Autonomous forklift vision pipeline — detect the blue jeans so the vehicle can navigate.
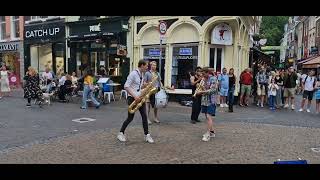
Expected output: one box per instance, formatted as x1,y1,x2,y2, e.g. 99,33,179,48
276,88,282,106
269,95,276,109
46,83,53,93
228,87,235,106
81,85,100,108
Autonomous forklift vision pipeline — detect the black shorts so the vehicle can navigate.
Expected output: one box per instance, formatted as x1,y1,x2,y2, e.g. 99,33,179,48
149,94,156,108
303,90,314,101
149,88,160,108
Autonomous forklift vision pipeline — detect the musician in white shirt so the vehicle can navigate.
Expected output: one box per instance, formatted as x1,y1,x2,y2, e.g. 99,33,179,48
117,60,155,144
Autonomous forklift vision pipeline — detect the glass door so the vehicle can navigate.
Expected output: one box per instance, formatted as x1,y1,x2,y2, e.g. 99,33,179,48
209,47,224,73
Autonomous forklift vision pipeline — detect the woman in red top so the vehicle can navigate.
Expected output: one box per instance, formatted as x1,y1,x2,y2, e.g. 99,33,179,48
239,68,253,107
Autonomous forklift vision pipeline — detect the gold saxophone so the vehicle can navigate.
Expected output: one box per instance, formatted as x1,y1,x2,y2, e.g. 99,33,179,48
128,74,158,114
193,79,205,98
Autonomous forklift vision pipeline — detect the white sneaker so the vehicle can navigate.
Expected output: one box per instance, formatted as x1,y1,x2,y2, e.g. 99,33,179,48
202,132,211,142
261,104,264,108
224,104,229,108
148,119,152,125
117,132,127,142
220,104,224,108
145,134,154,143
298,108,304,112
284,104,289,108
306,109,311,113
291,105,295,110
153,118,160,123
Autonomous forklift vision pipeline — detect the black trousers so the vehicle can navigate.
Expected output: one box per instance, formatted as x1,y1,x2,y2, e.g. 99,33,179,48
191,96,202,121
120,96,149,135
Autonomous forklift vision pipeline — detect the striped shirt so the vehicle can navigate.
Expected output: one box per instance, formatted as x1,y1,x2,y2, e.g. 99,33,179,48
201,75,218,106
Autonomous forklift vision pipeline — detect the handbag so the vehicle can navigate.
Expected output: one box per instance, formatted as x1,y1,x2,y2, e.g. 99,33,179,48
155,88,168,108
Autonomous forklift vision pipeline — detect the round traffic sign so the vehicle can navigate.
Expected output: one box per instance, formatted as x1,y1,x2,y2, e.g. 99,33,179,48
10,76,17,82
159,21,167,35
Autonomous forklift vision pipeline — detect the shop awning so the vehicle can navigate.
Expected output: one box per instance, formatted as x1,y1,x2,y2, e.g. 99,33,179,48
302,56,320,69
298,56,318,64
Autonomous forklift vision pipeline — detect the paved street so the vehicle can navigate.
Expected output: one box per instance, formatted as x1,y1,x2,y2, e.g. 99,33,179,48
0,89,319,163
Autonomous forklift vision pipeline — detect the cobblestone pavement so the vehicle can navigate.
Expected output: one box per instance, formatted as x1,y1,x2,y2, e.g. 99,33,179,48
0,122,319,164
0,89,319,163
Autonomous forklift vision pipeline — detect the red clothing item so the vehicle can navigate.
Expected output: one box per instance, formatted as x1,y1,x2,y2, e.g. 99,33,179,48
241,72,253,85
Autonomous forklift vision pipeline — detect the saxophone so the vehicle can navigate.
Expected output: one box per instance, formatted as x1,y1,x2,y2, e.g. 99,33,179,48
193,79,205,98
128,74,158,114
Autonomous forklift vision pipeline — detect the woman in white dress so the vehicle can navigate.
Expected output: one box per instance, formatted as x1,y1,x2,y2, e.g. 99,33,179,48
0,66,11,98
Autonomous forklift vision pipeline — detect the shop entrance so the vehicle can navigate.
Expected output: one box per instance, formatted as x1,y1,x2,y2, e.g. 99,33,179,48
209,46,224,73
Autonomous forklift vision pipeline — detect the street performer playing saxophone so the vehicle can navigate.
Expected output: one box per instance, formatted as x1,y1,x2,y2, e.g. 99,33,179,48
117,60,155,143
195,67,218,142
190,67,203,124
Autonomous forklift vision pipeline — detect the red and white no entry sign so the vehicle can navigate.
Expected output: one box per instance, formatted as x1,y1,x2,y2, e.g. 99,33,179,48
159,21,167,35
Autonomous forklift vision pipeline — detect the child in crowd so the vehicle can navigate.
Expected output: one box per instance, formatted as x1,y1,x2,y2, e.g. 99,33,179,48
315,76,320,114
268,78,279,111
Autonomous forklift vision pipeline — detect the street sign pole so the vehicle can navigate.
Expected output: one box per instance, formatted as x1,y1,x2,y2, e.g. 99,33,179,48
158,21,167,80
159,37,162,77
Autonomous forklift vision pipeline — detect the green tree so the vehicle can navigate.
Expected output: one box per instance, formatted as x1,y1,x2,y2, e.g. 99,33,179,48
260,16,290,46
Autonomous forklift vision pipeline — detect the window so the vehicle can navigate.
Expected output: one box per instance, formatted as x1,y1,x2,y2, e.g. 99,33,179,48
24,16,31,22
11,16,19,39
31,16,39,20
171,46,198,89
143,47,166,82
0,16,6,40
30,44,53,74
26,16,53,22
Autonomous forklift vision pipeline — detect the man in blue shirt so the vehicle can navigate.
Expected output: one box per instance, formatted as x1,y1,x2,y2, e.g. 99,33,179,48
218,68,229,108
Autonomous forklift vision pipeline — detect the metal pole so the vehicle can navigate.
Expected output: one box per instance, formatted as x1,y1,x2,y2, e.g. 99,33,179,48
159,38,162,77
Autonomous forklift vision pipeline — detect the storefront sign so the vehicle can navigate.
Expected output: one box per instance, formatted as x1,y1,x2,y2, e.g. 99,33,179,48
0,42,19,52
211,23,232,45
68,18,129,38
24,21,65,43
25,28,60,38
89,23,101,32
179,48,192,56
261,46,283,51
174,56,198,60
149,49,161,56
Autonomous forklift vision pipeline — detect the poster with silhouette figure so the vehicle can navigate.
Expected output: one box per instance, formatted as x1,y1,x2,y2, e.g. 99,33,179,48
212,23,232,45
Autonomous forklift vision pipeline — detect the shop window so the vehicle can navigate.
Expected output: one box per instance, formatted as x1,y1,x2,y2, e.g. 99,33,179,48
0,16,6,40
108,55,123,77
143,47,165,82
171,46,198,89
30,44,53,74
24,16,31,22
54,43,65,77
11,16,20,39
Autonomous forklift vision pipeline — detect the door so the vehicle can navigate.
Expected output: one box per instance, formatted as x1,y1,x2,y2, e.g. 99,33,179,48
209,47,224,73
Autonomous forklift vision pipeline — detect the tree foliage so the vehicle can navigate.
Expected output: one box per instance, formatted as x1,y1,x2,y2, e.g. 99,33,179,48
260,16,290,46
